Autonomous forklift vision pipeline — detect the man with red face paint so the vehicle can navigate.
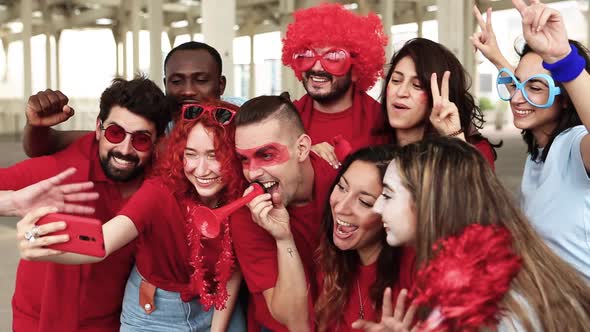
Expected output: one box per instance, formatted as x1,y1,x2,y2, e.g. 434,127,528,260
282,3,389,168
232,93,338,332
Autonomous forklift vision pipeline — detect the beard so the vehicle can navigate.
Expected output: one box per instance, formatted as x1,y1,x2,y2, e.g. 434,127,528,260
99,150,143,182
302,70,352,104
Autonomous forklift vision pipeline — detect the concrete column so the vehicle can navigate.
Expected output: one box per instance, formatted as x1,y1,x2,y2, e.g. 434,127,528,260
122,29,128,79
279,0,304,98
112,29,121,77
437,0,476,88
55,30,61,89
148,0,164,88
415,0,423,38
379,0,394,61
187,13,198,41
358,0,371,15
21,0,33,99
1,38,8,82
131,0,141,75
249,34,255,98
202,0,235,96
45,32,52,88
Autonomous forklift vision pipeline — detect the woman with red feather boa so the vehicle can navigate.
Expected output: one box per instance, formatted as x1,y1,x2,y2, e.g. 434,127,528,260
22,100,248,331
354,137,590,332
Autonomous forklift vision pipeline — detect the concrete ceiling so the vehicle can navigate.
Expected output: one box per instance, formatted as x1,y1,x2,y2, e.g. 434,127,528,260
0,0,569,43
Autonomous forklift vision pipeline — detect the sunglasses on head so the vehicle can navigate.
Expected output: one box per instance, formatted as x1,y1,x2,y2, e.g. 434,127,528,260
181,103,236,125
99,121,153,152
292,48,353,76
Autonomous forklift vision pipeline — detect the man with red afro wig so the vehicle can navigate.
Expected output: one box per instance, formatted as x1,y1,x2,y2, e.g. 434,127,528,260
282,3,389,168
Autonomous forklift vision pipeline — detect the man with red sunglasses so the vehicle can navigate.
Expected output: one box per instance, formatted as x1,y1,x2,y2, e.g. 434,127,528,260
21,41,242,157
0,77,172,332
282,3,390,167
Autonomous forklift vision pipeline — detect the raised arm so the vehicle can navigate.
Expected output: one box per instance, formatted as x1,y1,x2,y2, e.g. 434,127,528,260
16,207,138,264
512,0,590,171
470,6,513,71
245,188,311,331
23,90,89,157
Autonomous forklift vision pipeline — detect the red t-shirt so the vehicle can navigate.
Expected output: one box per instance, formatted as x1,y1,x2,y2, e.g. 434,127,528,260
118,177,240,293
316,246,417,331
331,263,379,331
472,138,496,171
0,133,136,332
294,86,388,153
232,154,337,331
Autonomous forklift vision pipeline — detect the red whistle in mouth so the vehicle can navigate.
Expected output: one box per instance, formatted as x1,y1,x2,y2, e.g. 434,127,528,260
191,182,266,238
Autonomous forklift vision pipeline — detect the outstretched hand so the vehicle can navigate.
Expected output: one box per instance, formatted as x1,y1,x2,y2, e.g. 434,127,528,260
512,0,570,63
429,72,464,140
351,288,419,332
9,168,98,217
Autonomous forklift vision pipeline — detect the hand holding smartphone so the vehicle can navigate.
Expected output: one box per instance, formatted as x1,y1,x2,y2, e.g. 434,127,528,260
36,213,106,257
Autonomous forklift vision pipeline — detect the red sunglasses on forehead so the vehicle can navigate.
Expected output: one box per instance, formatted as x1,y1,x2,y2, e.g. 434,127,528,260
99,121,153,152
291,48,353,76
181,103,236,125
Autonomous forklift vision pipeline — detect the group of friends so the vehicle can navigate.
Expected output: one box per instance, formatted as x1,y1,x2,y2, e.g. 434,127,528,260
1,0,589,331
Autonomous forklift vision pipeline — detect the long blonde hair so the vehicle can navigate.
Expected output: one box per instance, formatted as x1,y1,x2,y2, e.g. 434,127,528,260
393,137,590,331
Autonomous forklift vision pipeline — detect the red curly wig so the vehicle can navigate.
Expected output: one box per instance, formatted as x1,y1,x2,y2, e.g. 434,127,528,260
281,3,388,92
153,100,246,204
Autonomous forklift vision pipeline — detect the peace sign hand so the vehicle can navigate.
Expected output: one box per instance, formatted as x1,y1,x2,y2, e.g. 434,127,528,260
429,72,464,140
470,6,508,69
512,0,570,63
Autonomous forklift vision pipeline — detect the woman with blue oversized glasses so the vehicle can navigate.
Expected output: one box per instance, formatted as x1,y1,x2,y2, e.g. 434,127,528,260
471,0,590,289
496,68,561,108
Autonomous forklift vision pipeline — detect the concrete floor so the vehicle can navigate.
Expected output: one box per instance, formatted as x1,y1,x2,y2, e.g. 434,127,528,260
0,126,527,331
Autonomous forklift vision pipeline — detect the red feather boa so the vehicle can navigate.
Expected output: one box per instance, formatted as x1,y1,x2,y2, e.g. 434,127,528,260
180,200,235,311
411,224,522,331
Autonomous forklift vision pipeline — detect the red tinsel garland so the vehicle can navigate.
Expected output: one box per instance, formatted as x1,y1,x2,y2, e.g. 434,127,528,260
411,224,522,332
180,200,235,311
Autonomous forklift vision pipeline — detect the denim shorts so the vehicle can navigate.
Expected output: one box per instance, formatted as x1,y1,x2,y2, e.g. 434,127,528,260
120,266,246,331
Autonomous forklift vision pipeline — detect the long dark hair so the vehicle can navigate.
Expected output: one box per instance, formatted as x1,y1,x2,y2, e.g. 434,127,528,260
314,145,401,331
380,38,498,157
517,40,589,162
393,137,590,331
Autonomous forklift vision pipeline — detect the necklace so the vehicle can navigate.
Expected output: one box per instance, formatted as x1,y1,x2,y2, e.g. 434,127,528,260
356,280,366,320
180,198,235,310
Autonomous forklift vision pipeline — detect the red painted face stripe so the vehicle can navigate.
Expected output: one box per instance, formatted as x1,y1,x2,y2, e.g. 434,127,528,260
236,142,290,170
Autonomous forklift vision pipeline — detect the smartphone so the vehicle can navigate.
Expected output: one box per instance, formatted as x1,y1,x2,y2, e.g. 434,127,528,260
36,213,106,258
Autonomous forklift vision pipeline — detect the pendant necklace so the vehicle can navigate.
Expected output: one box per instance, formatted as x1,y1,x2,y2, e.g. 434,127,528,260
356,280,366,320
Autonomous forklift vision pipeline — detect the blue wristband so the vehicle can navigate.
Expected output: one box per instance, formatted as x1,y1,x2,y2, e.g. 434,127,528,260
542,44,586,83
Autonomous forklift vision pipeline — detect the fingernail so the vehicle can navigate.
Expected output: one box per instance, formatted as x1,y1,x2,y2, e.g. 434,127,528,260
58,222,67,229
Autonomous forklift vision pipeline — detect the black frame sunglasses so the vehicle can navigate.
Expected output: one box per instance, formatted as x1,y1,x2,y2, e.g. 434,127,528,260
181,103,236,125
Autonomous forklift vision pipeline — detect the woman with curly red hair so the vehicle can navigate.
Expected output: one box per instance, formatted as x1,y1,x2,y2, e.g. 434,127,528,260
26,100,248,331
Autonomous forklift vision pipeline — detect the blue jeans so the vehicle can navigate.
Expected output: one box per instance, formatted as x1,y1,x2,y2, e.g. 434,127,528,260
120,266,246,331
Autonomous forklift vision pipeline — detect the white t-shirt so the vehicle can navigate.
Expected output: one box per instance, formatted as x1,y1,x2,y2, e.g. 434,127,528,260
521,125,590,282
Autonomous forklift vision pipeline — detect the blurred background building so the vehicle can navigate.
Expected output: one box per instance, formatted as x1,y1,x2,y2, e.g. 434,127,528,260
0,0,587,134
